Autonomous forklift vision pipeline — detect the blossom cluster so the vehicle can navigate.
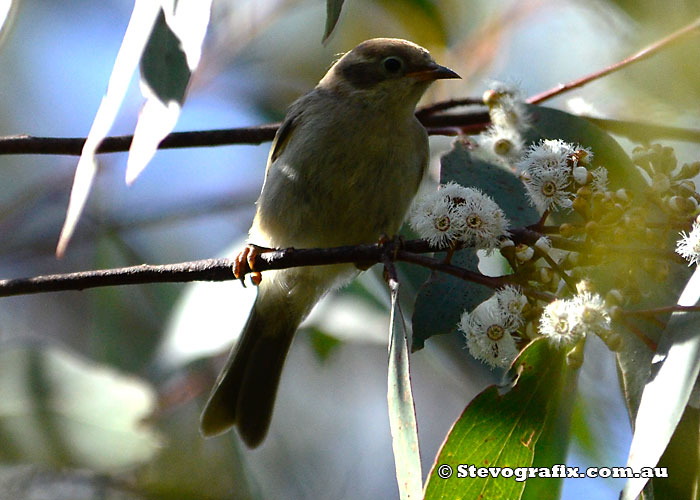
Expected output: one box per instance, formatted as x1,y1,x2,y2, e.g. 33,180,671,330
409,182,510,251
415,82,700,372
458,286,526,369
517,139,608,214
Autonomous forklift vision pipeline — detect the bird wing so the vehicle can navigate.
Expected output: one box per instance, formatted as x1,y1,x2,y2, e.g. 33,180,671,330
268,111,300,165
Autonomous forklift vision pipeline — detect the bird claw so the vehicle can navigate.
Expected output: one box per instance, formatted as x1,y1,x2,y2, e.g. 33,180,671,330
233,244,265,287
381,234,404,261
355,234,403,271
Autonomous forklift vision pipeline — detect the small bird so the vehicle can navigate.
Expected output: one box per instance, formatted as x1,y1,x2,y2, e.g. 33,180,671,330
200,38,459,447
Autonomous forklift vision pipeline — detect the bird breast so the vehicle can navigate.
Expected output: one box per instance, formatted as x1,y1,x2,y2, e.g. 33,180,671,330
251,92,428,250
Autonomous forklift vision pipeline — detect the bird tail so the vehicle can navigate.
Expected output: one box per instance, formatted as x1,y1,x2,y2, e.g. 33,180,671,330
199,294,298,447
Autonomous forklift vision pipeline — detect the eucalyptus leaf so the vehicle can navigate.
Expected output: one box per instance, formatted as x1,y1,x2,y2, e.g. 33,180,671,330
0,465,142,500
0,0,18,48
423,339,569,500
387,279,422,500
655,406,700,500
622,268,700,500
0,345,160,471
522,105,646,192
127,0,213,184
322,0,345,43
57,0,161,257
521,351,579,500
411,250,490,352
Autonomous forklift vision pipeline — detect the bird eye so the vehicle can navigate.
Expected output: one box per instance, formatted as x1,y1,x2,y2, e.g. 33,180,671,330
382,56,403,73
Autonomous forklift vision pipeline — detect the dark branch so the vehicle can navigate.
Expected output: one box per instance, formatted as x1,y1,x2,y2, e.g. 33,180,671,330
0,125,279,156
415,97,485,119
0,239,437,298
584,117,700,143
0,109,490,157
528,17,700,104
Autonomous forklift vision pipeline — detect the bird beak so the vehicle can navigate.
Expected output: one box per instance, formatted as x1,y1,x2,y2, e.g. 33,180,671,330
407,62,461,81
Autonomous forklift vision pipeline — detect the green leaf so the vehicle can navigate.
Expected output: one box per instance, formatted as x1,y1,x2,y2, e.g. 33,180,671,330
0,465,143,500
139,9,190,105
655,405,700,500
322,0,345,43
411,250,490,352
424,339,570,500
0,0,19,48
440,140,540,229
523,105,647,193
521,350,579,500
0,345,160,471
622,268,700,500
387,279,422,500
306,328,342,362
57,0,161,257
127,0,213,184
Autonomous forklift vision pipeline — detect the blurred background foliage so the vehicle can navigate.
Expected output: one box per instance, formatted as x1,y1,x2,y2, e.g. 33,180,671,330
0,0,698,498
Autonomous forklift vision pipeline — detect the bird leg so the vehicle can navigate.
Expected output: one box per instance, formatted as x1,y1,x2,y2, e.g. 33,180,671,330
357,233,404,271
233,244,266,287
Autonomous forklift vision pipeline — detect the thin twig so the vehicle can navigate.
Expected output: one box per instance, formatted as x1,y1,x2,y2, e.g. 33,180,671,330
512,227,683,262
0,126,279,156
528,17,700,104
415,97,485,118
0,237,559,300
0,239,432,298
537,249,577,292
0,110,491,157
623,305,700,317
619,316,658,351
585,117,700,143
395,250,556,302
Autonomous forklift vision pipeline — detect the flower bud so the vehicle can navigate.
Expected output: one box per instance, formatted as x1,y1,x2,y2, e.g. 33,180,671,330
584,220,600,238
566,341,585,369
604,333,622,351
677,162,700,180
572,196,591,219
573,166,591,185
605,289,624,306
538,266,554,283
614,189,630,204
651,173,671,194
482,89,498,106
515,244,534,262
677,180,696,198
559,223,578,238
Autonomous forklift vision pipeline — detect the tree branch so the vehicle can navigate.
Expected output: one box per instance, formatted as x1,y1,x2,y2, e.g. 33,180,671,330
584,117,700,143
0,239,436,298
528,16,700,104
2,19,698,158
0,110,490,157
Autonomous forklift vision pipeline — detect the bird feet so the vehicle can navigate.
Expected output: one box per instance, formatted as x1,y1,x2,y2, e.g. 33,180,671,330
355,234,403,271
233,244,267,286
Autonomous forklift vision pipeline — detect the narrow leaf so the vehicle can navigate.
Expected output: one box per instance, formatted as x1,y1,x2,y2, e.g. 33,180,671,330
656,406,700,499
387,279,422,500
0,0,18,47
622,268,700,500
126,0,212,184
56,0,161,257
424,339,568,500
521,353,579,500
0,345,160,471
322,0,345,43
